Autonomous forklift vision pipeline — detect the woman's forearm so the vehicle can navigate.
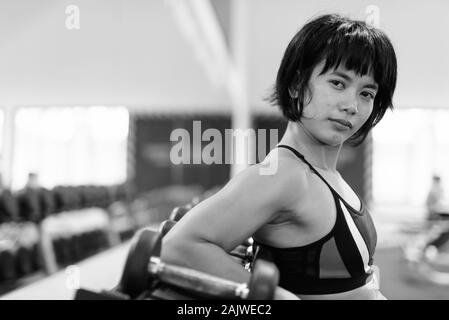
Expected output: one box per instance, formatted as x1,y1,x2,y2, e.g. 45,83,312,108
162,237,300,300
161,237,251,284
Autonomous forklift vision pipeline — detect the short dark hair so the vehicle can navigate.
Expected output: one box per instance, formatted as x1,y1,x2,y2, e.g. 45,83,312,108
268,14,397,145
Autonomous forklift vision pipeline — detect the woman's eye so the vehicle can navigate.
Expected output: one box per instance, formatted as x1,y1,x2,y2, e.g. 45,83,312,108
361,91,375,100
330,80,344,89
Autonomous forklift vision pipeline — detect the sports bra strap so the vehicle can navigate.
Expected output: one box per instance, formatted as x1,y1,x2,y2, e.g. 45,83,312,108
276,144,337,191
276,144,364,214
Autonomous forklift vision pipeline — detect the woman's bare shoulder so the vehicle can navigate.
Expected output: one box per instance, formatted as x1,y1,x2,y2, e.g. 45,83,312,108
260,146,310,178
241,147,310,205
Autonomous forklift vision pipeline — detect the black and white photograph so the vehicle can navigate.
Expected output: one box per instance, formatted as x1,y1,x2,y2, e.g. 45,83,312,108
0,0,449,303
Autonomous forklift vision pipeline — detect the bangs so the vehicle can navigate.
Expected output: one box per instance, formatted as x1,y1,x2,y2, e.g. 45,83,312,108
319,24,381,83
268,13,397,145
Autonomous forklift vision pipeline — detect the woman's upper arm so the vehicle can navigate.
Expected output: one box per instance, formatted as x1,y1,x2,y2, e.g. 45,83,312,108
164,158,306,252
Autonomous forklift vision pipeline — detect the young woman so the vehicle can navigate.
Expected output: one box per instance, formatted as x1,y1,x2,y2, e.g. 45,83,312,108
162,13,397,300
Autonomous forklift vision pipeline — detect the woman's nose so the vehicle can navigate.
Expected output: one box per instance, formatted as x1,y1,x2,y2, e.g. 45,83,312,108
340,93,358,114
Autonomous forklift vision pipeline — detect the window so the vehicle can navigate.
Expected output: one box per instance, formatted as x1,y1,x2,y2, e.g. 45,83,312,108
12,106,129,190
372,108,449,219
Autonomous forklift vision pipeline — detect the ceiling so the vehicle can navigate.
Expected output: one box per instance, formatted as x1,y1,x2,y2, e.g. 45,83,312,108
0,0,448,112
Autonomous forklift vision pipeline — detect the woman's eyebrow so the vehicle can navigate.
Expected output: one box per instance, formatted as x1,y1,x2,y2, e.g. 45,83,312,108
330,71,378,90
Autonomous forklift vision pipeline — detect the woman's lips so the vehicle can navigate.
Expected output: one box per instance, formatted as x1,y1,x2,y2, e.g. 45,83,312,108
330,119,353,129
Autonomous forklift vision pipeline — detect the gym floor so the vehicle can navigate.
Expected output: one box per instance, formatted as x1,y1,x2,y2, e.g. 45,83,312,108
376,247,449,300
1,224,448,300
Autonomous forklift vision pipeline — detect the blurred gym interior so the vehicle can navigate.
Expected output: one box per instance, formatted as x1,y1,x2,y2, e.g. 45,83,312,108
0,0,449,300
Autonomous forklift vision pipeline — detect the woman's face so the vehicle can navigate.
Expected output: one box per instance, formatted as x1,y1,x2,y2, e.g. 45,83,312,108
299,60,378,146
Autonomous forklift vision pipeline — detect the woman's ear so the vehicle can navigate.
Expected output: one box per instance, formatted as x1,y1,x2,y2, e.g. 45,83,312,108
288,74,300,99
288,87,299,99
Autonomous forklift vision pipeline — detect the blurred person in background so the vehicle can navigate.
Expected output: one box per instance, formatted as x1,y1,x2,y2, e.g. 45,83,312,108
25,173,40,190
426,175,449,221
0,173,18,223
17,172,42,222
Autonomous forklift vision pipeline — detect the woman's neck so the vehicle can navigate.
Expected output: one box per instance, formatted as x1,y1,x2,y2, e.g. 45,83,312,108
279,121,342,172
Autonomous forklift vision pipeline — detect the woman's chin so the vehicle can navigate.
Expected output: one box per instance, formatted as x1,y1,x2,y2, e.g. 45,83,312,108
318,134,346,147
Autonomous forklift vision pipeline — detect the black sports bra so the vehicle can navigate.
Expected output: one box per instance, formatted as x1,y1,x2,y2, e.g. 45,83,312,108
252,145,377,295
